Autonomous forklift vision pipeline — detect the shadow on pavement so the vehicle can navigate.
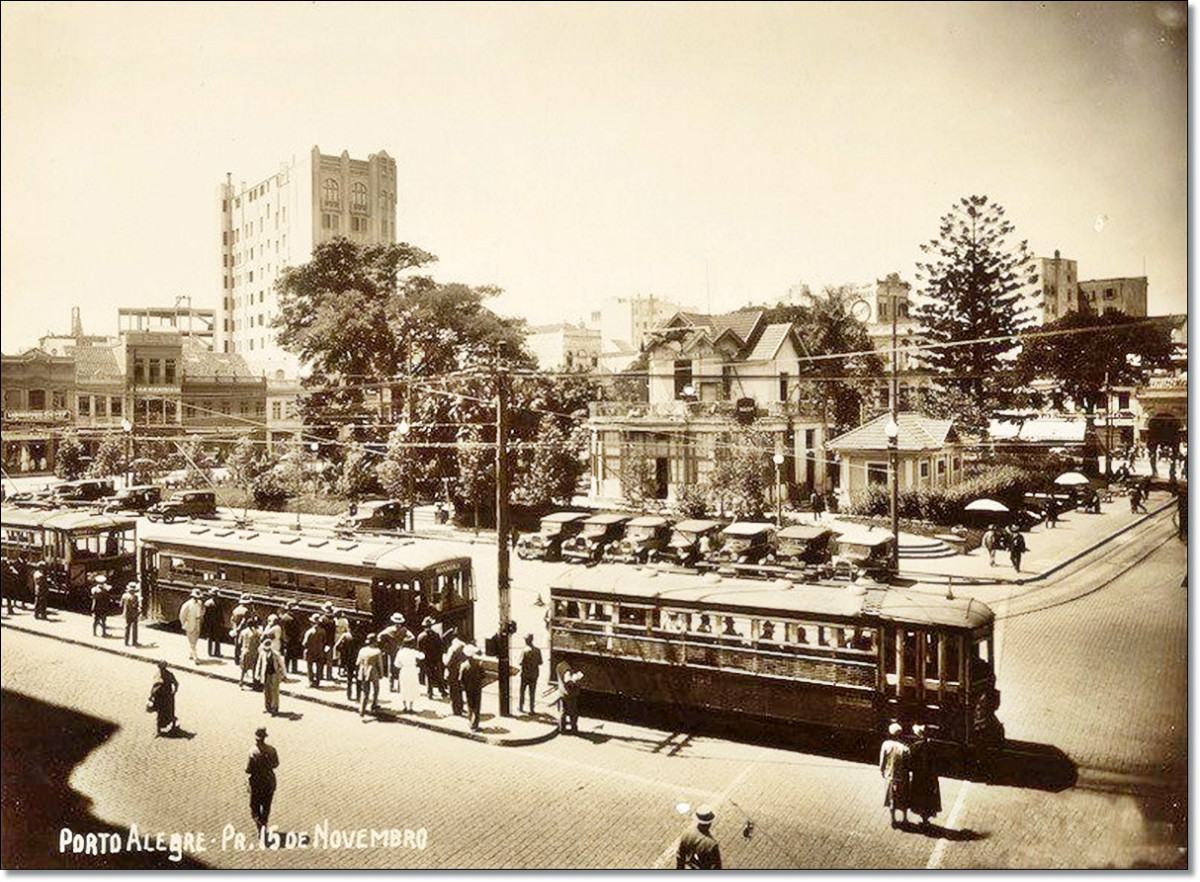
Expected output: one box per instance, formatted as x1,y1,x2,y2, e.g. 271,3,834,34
899,820,989,841
950,739,1078,792
1,689,208,869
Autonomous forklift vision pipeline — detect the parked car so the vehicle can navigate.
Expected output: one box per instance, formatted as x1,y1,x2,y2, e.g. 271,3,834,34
651,519,727,567
829,531,895,580
145,489,218,523
516,511,590,561
561,513,632,564
707,522,778,566
99,484,163,514
603,515,674,564
38,478,116,506
335,499,410,533
771,525,837,567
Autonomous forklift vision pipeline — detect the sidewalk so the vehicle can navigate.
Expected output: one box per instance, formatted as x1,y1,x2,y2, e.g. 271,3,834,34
0,604,559,748
814,489,1178,586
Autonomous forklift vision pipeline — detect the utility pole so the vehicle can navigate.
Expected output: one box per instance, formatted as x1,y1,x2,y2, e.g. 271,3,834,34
495,359,512,717
1104,371,1113,479
889,292,900,577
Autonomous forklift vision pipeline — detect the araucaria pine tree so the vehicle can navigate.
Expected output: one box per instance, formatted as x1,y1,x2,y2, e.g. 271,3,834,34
914,195,1036,425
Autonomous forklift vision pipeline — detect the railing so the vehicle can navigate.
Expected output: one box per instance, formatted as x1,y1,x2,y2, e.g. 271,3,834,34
589,400,817,420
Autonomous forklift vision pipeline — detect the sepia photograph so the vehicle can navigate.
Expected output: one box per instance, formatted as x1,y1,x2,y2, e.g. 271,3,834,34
0,1,1188,871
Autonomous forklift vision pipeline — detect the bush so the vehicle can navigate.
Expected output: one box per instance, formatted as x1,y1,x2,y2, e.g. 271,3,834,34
250,469,293,511
844,464,1042,526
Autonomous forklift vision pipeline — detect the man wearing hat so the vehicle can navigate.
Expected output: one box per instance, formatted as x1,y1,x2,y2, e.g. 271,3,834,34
279,602,299,674
459,643,485,731
245,728,280,833
675,806,722,869
355,634,384,716
518,633,543,715
879,722,912,828
442,628,468,716
230,594,251,665
302,614,328,688
90,575,110,638
32,569,48,620
417,617,444,699
179,588,205,663
202,590,224,658
120,581,140,647
256,637,286,715
377,613,406,691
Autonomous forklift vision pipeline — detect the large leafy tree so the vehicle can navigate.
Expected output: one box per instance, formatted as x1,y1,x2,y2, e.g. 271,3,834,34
914,195,1037,424
763,285,885,434
55,429,86,480
87,433,125,479
519,416,581,508
710,425,772,519
1018,310,1176,413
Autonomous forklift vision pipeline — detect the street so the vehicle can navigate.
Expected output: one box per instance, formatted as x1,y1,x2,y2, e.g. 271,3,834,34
0,509,1187,869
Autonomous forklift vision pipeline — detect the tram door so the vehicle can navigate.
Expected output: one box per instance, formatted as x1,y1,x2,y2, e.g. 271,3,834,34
882,625,929,705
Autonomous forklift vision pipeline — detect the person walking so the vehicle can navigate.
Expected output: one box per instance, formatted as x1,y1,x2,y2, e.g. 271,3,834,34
810,490,826,523
334,625,361,702
417,617,444,699
256,637,285,716
907,724,942,827
443,629,468,716
395,634,423,714
245,728,280,834
202,591,224,658
120,582,140,647
355,633,384,717
229,595,251,665
460,644,485,731
675,805,723,869
879,722,911,828
518,633,543,715
147,661,179,737
378,613,405,692
32,569,48,620
302,615,327,688
238,617,262,689
278,602,298,673
981,526,997,567
179,588,204,663
556,668,583,734
90,576,111,638
1009,527,1027,574
1044,498,1058,529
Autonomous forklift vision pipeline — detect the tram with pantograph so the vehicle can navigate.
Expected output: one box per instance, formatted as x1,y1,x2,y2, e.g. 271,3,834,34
1,504,138,608
548,565,1003,760
139,520,475,639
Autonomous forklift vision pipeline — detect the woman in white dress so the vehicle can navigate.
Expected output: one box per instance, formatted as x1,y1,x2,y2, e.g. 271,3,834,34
394,635,423,713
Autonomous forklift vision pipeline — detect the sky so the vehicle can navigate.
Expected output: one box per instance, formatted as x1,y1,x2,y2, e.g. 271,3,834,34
0,1,1189,353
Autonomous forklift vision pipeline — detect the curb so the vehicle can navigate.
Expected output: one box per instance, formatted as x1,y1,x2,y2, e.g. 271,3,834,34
899,499,1176,587
0,620,558,749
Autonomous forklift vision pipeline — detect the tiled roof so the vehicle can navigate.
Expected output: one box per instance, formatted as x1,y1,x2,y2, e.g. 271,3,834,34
181,344,258,379
745,323,793,362
652,309,766,359
68,345,121,380
827,412,958,452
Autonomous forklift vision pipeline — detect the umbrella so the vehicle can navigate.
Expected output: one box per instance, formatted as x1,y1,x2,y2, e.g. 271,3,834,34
965,498,1009,513
1054,471,1090,487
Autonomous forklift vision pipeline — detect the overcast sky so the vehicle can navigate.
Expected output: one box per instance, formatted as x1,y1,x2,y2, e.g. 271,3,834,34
1,1,1189,353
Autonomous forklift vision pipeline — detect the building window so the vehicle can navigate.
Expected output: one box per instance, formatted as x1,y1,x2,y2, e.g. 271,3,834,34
805,429,815,449
351,181,368,212
272,402,282,420
937,459,946,475
95,397,107,417
323,178,340,208
779,371,789,403
111,398,122,417
1118,391,1130,410
919,461,930,479
673,359,693,399
148,359,161,385
133,358,146,384
52,391,66,410
867,462,888,485
77,395,89,416
164,359,177,384
28,390,46,410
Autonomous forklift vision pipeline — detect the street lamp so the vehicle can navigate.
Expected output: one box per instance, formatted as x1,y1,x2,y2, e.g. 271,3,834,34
772,453,785,526
121,419,133,489
885,417,900,577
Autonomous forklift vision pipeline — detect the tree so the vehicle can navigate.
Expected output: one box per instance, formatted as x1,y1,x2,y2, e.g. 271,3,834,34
520,416,581,508
619,438,659,508
764,285,886,434
87,433,125,479
455,424,495,528
55,429,86,480
336,441,379,500
914,195,1037,425
710,425,772,518
227,436,264,491
1017,311,1176,414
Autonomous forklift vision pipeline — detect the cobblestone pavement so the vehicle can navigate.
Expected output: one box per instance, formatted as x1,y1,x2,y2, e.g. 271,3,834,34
1,508,1186,869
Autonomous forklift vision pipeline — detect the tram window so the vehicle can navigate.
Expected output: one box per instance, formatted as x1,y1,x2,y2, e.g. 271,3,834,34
817,626,831,647
553,599,581,620
617,606,647,628
663,611,689,633
297,573,326,594
971,637,992,680
588,602,610,622
693,613,714,634
721,616,748,641
924,632,939,678
269,570,297,590
757,620,777,642
848,628,874,651
944,636,962,683
786,622,809,645
243,568,269,587
902,630,918,674
327,578,355,600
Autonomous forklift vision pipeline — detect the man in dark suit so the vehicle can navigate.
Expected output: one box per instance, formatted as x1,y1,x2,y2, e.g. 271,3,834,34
121,582,140,646
245,728,280,833
443,630,467,716
676,806,722,869
518,633,543,714
459,644,485,731
417,617,444,699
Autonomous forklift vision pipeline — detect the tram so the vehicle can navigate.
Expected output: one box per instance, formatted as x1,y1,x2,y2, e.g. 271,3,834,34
0,504,138,608
139,521,475,639
548,565,1003,757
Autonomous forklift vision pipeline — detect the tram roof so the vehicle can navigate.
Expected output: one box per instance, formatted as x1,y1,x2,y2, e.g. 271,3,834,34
138,521,470,573
550,565,993,629
1,505,136,532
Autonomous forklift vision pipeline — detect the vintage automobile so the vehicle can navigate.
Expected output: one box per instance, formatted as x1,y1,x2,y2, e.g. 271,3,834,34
335,499,411,533
829,530,896,580
706,522,778,567
561,513,632,564
98,484,163,514
650,519,728,567
36,478,117,507
771,524,837,567
603,515,674,564
516,511,590,562
145,489,218,523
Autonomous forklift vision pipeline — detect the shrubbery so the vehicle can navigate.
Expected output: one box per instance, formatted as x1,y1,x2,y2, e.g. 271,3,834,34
845,464,1040,526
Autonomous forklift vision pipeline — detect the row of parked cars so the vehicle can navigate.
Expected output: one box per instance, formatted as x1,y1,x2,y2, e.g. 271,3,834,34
6,478,217,522
516,511,895,580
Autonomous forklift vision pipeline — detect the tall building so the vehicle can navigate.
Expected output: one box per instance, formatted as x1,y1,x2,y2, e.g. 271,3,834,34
1035,250,1148,323
1036,250,1079,323
216,146,399,377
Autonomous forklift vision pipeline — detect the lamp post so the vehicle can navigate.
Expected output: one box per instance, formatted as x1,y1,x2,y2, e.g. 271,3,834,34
121,419,133,489
885,416,899,577
772,452,785,526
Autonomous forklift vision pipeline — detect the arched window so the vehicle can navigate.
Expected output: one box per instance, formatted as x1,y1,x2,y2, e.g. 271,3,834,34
351,182,368,213
322,178,340,208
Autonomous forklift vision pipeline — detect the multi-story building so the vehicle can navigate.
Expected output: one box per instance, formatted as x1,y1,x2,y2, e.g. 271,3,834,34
1035,250,1148,323
586,309,828,507
525,323,601,371
216,146,399,377
1,348,75,475
1077,276,1148,318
